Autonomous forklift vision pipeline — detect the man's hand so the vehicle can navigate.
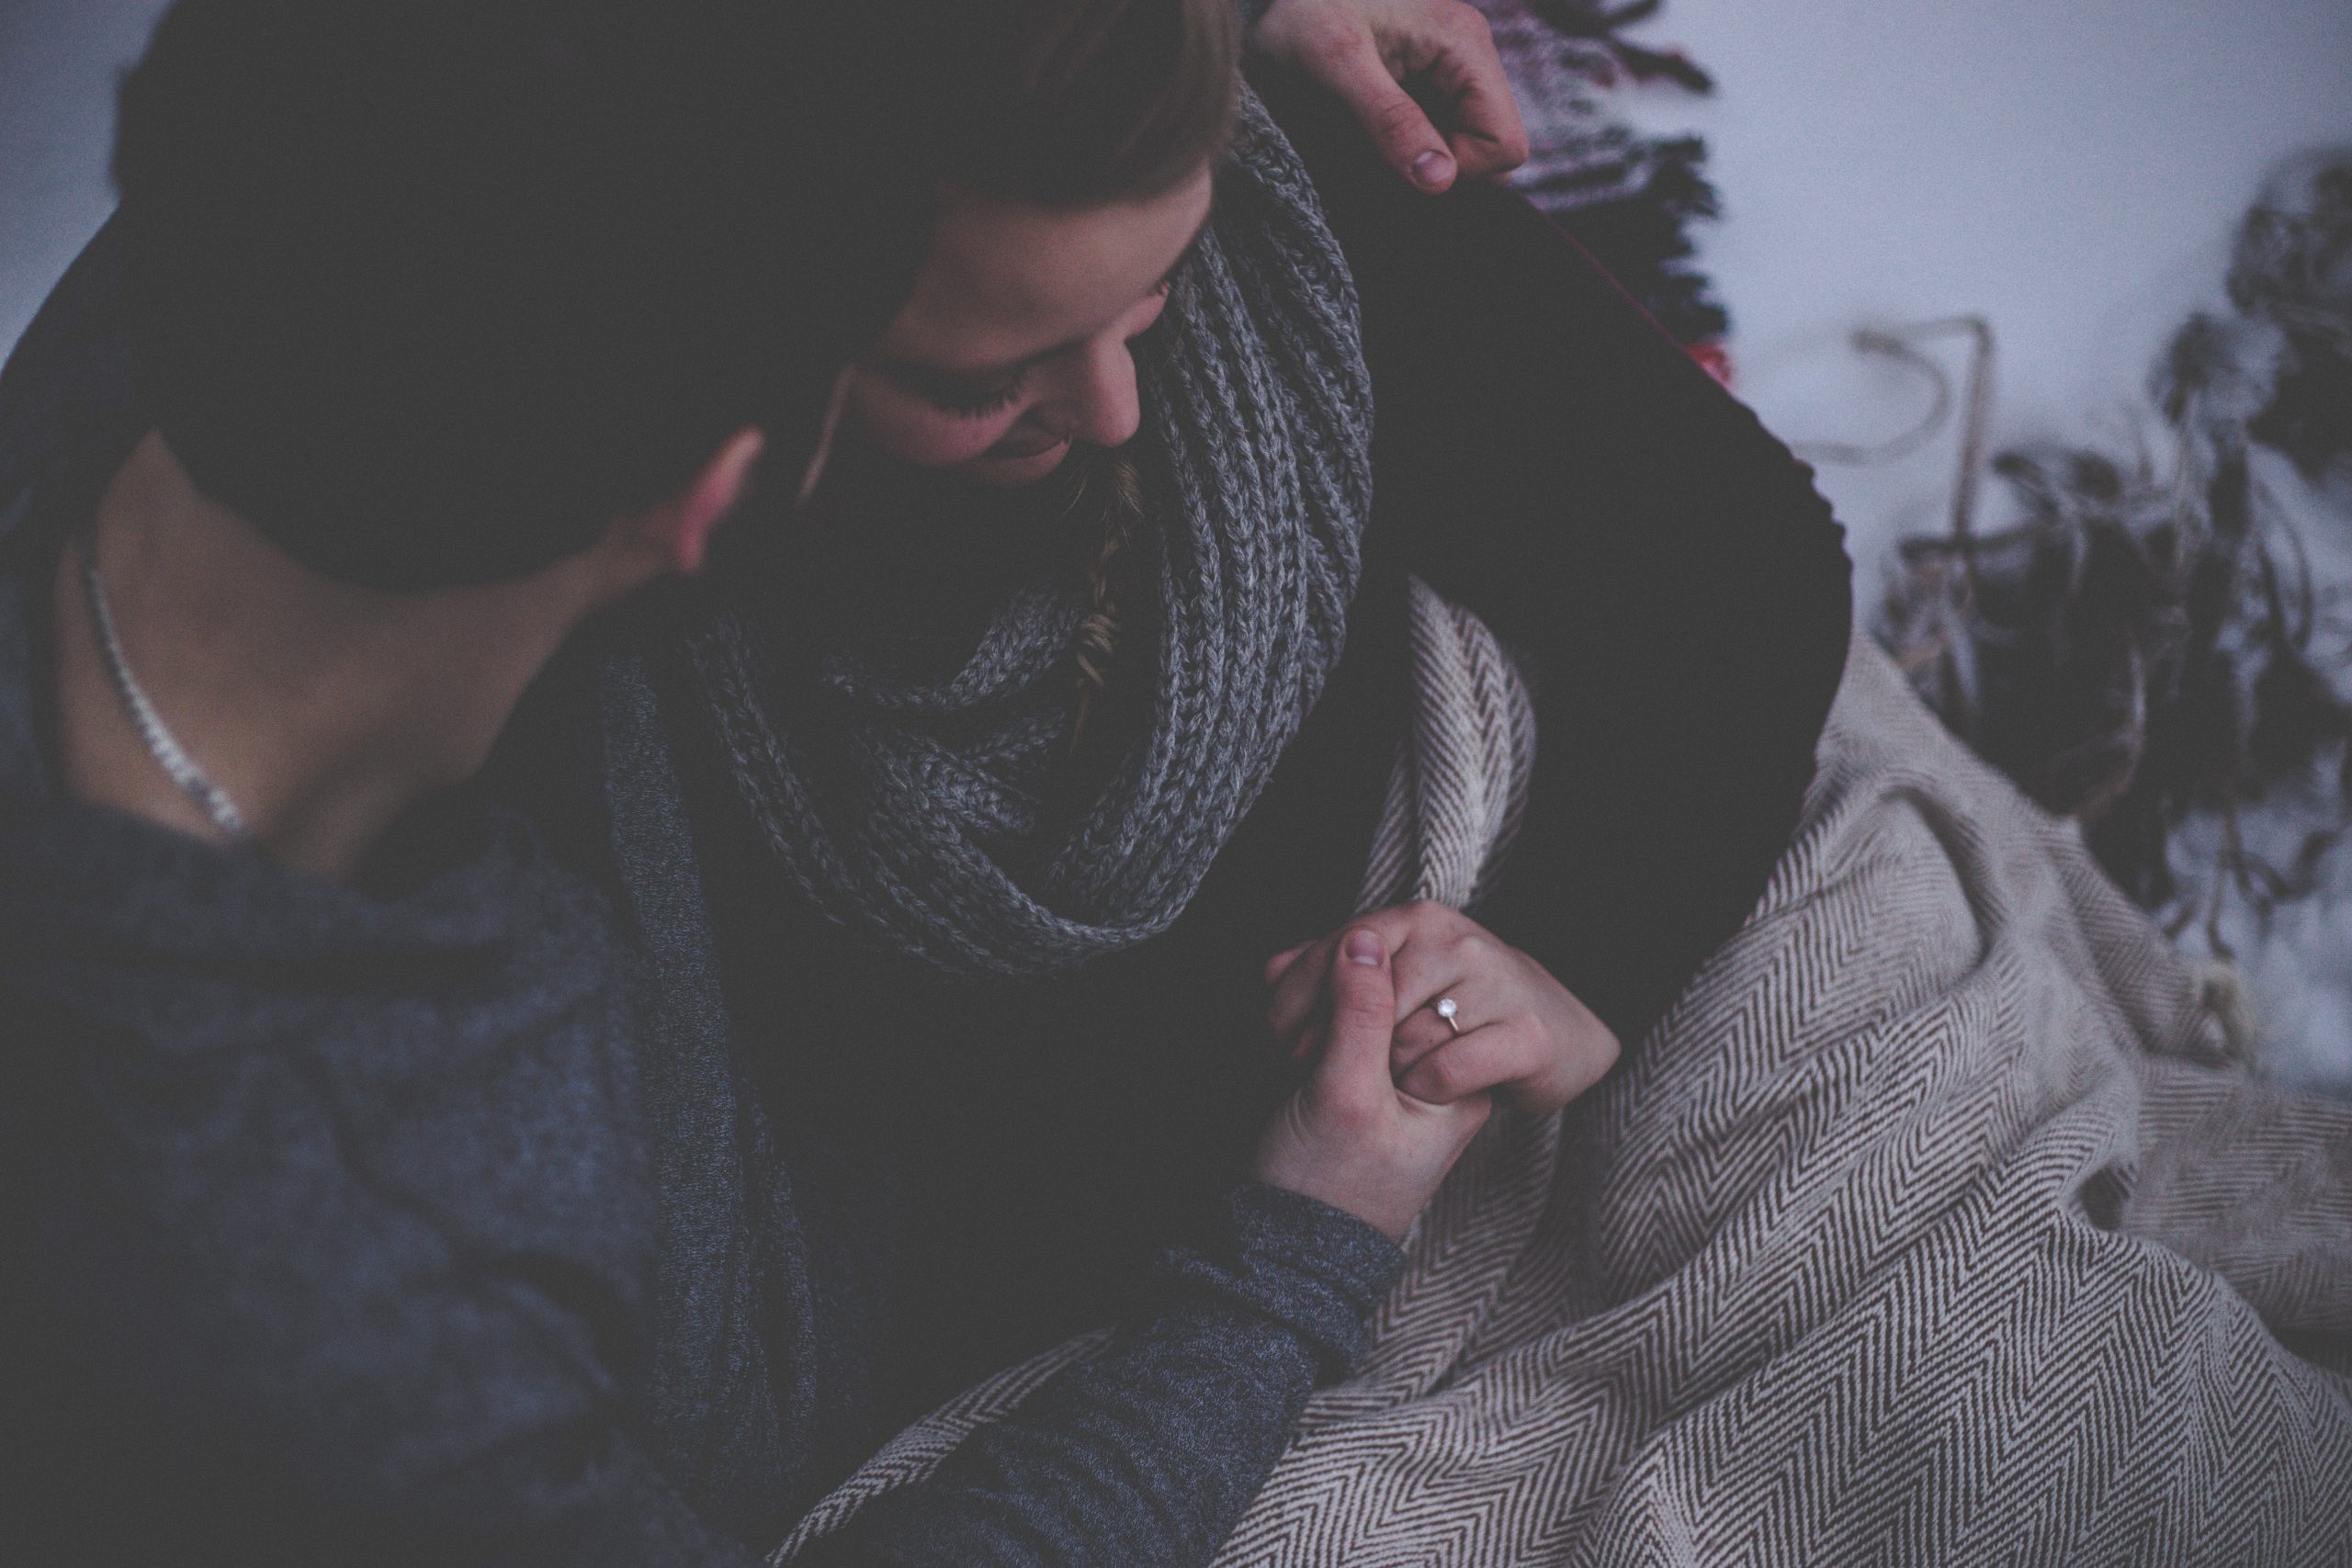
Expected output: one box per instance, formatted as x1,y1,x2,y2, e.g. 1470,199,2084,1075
1250,0,1531,194
1251,926,1494,1240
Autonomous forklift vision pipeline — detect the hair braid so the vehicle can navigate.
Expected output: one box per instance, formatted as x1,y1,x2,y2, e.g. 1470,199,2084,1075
1070,449,1147,757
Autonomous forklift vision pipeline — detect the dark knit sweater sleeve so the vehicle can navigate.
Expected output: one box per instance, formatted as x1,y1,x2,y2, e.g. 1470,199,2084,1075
799,1183,1402,1568
0,847,769,1568
4,892,771,1568
1267,79,1855,1050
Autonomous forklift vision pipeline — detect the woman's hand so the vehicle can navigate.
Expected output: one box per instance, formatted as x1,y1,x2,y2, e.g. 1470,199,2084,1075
1266,902,1621,1115
1250,926,1493,1239
1250,0,1532,194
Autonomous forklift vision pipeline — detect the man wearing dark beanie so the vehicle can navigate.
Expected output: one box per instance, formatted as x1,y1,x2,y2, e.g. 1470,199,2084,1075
0,3,926,1562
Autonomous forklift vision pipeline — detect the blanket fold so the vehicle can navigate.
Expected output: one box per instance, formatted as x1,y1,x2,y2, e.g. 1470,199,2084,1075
774,631,2352,1567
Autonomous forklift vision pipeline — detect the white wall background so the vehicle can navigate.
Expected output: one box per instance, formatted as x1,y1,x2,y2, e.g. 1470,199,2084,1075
0,0,164,354
1617,0,2352,578
1601,0,2350,1091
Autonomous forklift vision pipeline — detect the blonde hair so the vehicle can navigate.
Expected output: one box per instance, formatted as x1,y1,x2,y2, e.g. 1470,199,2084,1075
1069,450,1148,756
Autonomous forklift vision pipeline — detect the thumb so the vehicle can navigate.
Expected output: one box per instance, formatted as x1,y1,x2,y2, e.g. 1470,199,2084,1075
1317,927,1400,1085
1315,29,1457,192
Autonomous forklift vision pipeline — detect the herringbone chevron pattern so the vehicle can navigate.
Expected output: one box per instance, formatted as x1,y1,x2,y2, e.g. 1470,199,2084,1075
778,633,2352,1567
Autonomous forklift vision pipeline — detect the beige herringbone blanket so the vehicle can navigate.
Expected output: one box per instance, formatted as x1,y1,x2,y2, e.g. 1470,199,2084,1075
779,632,2352,1565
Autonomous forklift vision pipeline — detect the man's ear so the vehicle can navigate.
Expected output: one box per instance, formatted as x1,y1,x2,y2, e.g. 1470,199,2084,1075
631,425,767,578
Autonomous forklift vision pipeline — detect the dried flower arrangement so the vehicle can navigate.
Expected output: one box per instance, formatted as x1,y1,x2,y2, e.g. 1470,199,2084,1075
1878,151,2352,959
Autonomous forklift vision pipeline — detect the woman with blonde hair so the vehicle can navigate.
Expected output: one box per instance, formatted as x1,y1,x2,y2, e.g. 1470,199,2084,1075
640,3,2347,1563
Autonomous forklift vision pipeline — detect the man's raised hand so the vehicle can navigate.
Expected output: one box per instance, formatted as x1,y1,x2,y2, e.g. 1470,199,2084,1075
1250,0,1532,193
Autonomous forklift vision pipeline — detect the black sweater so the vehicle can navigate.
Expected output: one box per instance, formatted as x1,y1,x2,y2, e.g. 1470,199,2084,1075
590,81,1856,1430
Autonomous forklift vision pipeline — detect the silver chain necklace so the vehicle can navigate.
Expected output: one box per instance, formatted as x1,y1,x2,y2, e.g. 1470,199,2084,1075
78,533,252,840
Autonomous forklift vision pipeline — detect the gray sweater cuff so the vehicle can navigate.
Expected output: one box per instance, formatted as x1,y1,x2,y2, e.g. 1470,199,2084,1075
1143,1183,1406,1383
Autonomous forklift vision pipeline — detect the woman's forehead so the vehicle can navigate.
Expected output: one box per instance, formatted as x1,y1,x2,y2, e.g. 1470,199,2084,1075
877,173,1214,375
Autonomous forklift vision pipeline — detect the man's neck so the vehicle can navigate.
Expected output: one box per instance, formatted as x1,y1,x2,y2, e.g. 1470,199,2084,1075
50,432,602,882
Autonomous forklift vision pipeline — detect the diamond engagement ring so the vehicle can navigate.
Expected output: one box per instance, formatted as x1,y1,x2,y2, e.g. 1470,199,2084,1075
1432,997,1462,1036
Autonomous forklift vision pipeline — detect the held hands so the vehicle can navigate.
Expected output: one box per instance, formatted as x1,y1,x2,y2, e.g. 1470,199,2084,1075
1250,927,1494,1239
1266,902,1621,1116
1250,0,1532,193
1250,907,1619,1240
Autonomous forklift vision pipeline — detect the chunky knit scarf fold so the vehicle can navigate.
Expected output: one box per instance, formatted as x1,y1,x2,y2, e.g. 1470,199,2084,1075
692,91,1374,980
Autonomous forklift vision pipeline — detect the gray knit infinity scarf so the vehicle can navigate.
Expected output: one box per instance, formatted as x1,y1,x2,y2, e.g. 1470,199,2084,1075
692,92,1372,979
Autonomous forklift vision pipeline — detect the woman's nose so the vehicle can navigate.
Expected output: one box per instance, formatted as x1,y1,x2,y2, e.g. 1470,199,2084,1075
1040,336,1142,451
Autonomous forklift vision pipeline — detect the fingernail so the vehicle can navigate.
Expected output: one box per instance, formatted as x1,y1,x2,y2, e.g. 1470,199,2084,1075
1411,150,1453,188
1346,930,1383,966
